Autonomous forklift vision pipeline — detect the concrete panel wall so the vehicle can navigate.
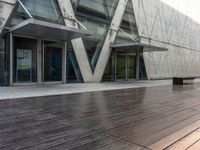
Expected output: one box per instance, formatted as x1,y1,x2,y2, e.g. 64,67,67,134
132,0,200,79
0,0,15,33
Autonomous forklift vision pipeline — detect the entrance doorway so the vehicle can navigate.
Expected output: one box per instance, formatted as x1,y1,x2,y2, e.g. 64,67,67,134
12,36,64,85
13,37,37,83
116,51,136,80
43,40,63,83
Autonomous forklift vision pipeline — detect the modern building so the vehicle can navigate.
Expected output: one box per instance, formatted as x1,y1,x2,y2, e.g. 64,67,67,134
0,0,200,86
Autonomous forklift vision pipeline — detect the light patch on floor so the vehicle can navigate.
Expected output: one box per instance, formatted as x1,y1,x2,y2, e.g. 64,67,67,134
0,80,172,100
149,121,200,150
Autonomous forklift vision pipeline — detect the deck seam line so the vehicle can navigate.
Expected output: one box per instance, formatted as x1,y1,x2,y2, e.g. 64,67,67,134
163,127,200,150
102,130,152,150
185,137,200,150
100,107,199,135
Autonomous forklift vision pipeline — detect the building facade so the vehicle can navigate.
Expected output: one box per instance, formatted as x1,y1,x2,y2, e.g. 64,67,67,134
0,0,200,86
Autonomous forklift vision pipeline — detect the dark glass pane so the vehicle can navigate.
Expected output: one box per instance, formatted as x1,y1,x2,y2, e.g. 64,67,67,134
115,0,138,44
139,55,147,79
44,41,62,82
72,0,118,20
13,37,37,83
0,38,5,85
128,55,136,79
6,0,64,27
116,53,126,79
67,42,83,83
71,0,119,70
103,51,115,81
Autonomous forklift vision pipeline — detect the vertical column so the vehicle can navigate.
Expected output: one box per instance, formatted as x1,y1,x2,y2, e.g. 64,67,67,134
9,32,13,86
62,41,67,84
136,52,140,80
37,39,42,84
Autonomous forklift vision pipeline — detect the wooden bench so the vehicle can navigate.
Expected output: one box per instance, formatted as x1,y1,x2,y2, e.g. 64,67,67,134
173,77,195,85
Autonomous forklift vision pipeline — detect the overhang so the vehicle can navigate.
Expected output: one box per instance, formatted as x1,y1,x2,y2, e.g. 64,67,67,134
111,42,168,53
9,19,90,40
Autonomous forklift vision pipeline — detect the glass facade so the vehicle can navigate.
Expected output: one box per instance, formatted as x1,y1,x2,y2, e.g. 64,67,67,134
139,55,147,79
67,42,83,83
13,37,37,83
71,0,119,70
102,51,115,81
0,0,147,86
0,39,5,85
103,0,140,81
116,53,126,79
43,41,62,82
128,55,136,79
115,0,138,44
6,0,64,27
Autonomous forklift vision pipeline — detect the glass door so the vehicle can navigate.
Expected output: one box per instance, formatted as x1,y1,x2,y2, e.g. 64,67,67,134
116,52,126,80
139,55,147,79
13,37,37,83
43,40,63,82
128,55,136,79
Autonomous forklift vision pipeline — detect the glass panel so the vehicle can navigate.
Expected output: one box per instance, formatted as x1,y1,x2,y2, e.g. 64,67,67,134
103,51,115,81
0,38,5,85
71,0,119,70
6,0,64,27
67,41,83,83
6,2,29,27
116,53,126,79
115,0,138,44
71,0,118,20
128,55,136,79
139,55,147,79
44,41,62,82
13,37,37,83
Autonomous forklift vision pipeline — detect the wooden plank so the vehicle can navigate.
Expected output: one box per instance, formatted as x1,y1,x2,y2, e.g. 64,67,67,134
149,121,200,150
166,128,200,150
0,84,200,149
187,140,200,150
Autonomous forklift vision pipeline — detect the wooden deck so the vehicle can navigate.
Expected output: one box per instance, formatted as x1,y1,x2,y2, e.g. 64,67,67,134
1,84,200,149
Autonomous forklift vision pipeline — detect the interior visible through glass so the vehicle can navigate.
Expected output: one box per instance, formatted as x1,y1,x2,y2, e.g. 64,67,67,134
67,41,83,83
102,51,115,81
43,41,62,82
116,52,126,80
13,37,37,83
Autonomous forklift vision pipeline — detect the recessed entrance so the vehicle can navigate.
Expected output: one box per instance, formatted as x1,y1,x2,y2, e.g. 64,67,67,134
43,41,63,82
13,36,65,85
116,51,136,80
13,37,37,83
103,49,147,82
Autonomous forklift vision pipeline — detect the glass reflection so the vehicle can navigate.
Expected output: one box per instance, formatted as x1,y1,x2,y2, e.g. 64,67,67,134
13,37,37,83
71,0,119,70
6,0,64,27
67,42,83,83
44,41,62,82
0,39,5,85
103,51,115,81
115,0,138,44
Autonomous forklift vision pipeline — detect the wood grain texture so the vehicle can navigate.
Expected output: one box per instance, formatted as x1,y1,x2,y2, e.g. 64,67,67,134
0,84,200,149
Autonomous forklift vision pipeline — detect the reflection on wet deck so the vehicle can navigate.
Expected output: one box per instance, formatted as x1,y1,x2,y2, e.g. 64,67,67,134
0,84,200,149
